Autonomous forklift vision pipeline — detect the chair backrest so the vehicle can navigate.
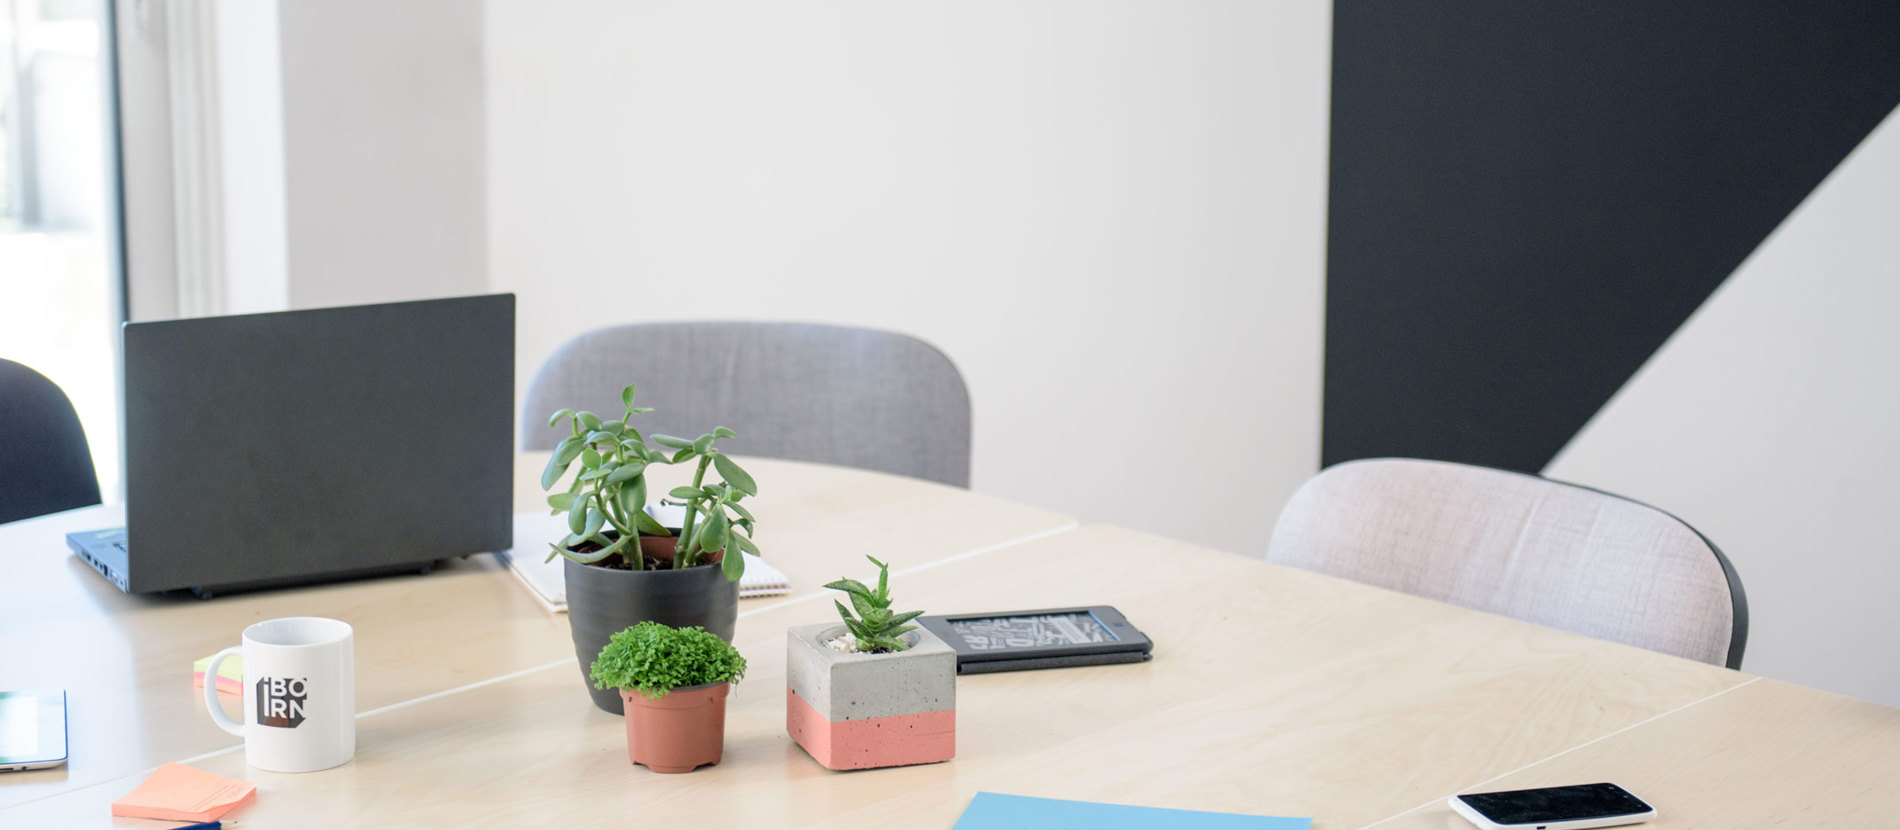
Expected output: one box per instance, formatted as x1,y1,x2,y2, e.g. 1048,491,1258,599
0,358,102,523
522,322,972,487
1266,458,1747,668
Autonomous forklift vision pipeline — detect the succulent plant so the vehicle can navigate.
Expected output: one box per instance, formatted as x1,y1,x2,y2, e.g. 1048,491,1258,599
824,556,923,653
542,383,761,580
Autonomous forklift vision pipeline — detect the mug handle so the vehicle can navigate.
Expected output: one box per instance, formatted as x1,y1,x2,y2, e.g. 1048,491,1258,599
202,646,245,736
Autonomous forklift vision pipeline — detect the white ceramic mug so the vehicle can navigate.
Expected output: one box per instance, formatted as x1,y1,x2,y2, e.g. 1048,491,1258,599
202,617,356,772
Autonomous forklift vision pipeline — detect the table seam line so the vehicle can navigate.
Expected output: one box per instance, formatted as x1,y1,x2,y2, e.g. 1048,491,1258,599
1353,674,1763,830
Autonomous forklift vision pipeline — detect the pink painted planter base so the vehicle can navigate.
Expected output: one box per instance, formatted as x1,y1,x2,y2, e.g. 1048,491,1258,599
786,687,954,770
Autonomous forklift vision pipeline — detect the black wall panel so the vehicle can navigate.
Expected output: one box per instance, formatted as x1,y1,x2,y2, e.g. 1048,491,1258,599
1324,2,1900,472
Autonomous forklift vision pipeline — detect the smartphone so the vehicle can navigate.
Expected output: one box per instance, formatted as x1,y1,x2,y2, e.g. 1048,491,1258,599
0,690,69,772
1449,782,1655,829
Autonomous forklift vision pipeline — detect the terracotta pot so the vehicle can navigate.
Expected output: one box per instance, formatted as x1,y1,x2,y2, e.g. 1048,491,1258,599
564,531,738,715
620,682,730,773
637,533,725,566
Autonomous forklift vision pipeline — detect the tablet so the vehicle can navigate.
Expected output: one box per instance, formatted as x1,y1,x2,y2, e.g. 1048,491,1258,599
918,606,1153,674
0,689,68,772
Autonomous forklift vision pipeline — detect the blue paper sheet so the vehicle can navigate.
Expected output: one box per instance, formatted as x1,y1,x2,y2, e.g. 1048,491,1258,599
952,792,1313,829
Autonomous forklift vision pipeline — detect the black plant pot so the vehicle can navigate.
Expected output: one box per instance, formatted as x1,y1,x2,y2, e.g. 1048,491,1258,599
564,552,739,715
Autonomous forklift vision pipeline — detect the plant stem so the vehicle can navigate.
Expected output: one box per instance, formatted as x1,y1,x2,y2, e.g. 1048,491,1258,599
590,490,638,569
675,455,713,569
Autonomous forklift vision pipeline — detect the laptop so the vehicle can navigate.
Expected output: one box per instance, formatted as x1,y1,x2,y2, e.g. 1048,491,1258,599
67,294,514,598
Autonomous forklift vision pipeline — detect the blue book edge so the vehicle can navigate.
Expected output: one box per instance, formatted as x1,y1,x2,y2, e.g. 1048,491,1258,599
952,792,1313,830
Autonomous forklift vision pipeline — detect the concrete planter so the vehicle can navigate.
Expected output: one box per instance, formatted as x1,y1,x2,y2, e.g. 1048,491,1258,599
785,623,956,770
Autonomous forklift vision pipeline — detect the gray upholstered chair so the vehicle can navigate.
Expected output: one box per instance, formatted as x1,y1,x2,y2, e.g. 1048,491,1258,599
522,322,972,487
1266,458,1747,668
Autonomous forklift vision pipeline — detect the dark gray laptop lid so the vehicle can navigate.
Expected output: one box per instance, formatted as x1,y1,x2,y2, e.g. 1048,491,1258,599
121,294,513,594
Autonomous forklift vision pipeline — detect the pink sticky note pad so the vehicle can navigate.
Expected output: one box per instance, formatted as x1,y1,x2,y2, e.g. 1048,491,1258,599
110,762,257,822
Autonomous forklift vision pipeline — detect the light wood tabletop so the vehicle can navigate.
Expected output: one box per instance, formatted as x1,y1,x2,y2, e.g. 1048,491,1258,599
4,459,1898,828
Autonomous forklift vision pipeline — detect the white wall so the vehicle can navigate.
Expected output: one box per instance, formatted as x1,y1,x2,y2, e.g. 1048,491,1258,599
1548,108,1900,707
214,0,287,315
278,0,486,309
484,0,1332,555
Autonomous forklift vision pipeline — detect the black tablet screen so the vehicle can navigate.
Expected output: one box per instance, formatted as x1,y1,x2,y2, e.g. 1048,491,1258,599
946,612,1120,650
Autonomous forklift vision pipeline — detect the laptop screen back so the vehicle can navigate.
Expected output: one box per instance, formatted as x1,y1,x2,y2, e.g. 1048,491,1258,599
122,294,513,593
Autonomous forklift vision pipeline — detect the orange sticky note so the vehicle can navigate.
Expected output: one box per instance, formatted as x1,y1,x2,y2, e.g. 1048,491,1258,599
110,762,257,822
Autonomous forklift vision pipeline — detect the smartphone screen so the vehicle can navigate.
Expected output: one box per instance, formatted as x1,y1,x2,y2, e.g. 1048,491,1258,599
0,690,67,768
1458,783,1652,823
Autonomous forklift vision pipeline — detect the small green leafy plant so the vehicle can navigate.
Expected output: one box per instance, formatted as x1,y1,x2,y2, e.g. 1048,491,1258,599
541,383,761,580
590,621,748,700
824,556,923,653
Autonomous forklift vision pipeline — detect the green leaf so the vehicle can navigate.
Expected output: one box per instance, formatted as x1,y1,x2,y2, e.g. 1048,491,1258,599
555,435,586,466
692,434,715,454
567,495,587,535
621,384,637,413
721,546,744,581
833,600,857,624
554,532,632,564
605,461,646,484
629,407,654,414
823,577,873,597
546,493,576,511
671,448,697,464
731,532,759,555
583,507,606,539
635,510,670,536
652,434,694,450
700,511,729,554
546,408,574,428
667,486,702,500
712,426,736,439
540,451,573,491
711,453,757,496
585,430,618,446
578,411,602,430
887,610,924,628
726,500,755,524
848,590,879,620
581,448,602,468
616,476,646,523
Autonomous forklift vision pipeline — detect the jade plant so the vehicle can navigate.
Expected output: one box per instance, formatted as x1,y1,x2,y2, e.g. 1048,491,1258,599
824,556,924,653
541,383,762,580
591,621,748,700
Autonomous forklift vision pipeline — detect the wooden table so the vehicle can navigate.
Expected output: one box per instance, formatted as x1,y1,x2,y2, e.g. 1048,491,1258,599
2,458,1896,827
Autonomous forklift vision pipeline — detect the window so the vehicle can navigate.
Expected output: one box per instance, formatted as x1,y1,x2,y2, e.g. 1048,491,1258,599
0,0,125,496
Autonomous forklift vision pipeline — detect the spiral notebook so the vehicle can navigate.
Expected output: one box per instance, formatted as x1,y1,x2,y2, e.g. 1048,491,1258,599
496,511,790,613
